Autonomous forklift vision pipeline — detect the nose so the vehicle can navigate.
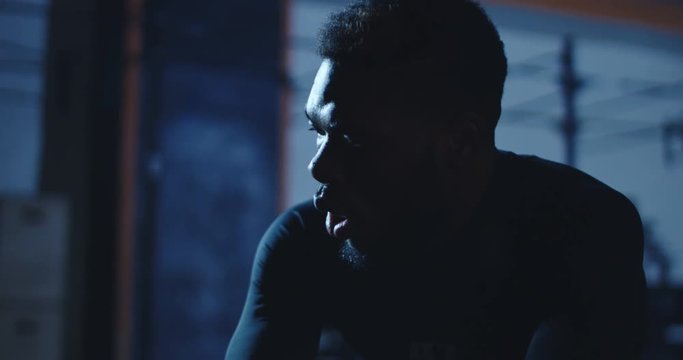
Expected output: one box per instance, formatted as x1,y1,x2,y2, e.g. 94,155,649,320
308,137,344,185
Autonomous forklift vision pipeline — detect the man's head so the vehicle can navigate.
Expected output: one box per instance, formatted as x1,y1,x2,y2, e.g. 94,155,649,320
306,0,507,267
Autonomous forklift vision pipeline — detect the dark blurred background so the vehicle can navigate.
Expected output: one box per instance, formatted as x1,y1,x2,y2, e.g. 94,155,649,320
0,0,681,359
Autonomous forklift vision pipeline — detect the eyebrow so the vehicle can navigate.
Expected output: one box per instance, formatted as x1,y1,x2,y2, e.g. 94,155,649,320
304,107,343,133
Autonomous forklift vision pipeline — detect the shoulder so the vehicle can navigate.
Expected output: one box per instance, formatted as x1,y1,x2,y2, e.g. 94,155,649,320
265,200,324,238
251,200,333,291
498,150,643,243
255,199,330,264
500,150,637,212
498,150,611,195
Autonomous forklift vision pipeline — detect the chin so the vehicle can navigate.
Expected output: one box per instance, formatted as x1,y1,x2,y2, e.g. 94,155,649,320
338,239,369,271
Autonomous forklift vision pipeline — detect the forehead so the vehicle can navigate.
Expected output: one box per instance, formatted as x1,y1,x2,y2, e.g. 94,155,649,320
305,60,414,129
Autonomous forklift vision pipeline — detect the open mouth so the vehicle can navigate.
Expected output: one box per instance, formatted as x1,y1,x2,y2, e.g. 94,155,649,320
315,185,353,240
325,212,352,240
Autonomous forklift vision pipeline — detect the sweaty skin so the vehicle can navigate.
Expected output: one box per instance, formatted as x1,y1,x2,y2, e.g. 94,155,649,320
226,150,646,360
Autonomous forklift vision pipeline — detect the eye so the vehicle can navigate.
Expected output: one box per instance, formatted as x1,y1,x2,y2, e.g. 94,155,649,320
307,122,325,135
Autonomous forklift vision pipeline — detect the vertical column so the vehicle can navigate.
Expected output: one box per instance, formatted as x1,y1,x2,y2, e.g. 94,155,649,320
559,35,581,167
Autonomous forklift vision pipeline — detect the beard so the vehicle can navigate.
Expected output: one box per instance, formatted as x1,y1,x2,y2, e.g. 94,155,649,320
336,205,449,273
338,239,369,271
335,142,451,271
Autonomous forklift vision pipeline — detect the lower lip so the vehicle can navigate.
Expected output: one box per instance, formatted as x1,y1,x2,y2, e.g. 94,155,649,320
326,212,352,239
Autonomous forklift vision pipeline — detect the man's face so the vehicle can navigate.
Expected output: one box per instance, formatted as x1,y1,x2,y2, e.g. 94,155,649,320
306,59,448,262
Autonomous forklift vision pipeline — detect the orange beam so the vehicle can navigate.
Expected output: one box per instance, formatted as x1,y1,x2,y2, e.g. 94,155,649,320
279,0,292,212
116,0,143,359
485,0,683,34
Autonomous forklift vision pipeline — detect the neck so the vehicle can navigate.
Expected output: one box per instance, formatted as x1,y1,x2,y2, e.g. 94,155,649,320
442,146,497,235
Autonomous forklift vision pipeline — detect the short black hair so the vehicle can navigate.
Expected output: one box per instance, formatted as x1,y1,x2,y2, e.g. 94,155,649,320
318,0,507,123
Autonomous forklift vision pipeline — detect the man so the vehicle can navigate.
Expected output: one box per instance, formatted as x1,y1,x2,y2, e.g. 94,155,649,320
226,0,646,358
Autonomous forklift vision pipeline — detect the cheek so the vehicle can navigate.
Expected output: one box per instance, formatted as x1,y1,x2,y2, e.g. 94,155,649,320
350,146,439,209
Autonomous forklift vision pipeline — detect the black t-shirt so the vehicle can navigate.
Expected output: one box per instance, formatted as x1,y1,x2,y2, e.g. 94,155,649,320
226,150,646,359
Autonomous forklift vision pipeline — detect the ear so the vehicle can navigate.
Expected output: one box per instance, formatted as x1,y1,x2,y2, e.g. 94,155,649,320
458,113,483,157
438,113,482,167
